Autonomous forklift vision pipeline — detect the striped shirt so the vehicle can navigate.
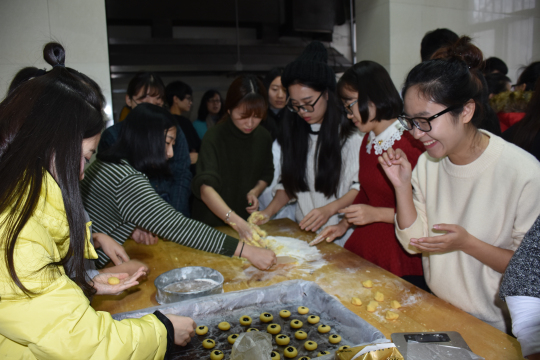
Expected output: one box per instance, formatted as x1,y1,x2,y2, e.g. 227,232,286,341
80,159,239,268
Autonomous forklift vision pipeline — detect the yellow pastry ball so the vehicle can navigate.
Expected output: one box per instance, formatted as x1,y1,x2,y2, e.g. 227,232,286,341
227,334,239,344
304,340,318,351
107,276,120,285
329,334,342,344
275,334,290,346
284,346,298,358
367,301,379,312
318,351,330,357
295,330,308,340
299,357,311,360
351,297,362,306
267,323,281,334
195,325,208,335
210,350,224,360
202,339,215,349
246,328,259,332
298,306,309,314
385,310,399,320
271,351,281,360
307,315,320,324
290,319,303,329
339,345,351,351
362,280,373,288
391,300,401,309
374,291,384,302
239,315,252,326
218,322,231,331
279,310,291,318
260,312,274,323
317,324,331,333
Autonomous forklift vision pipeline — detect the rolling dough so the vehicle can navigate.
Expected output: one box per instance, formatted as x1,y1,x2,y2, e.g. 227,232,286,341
290,319,303,329
298,306,309,314
295,330,307,340
367,301,379,312
307,315,320,324
362,280,373,288
195,325,208,336
210,350,224,360
246,328,259,332
391,300,401,309
284,346,298,358
107,277,120,285
218,322,230,331
276,334,290,346
317,324,331,333
239,316,252,326
267,324,281,335
227,334,239,344
318,351,330,357
351,297,362,306
329,334,341,344
202,339,215,349
385,310,399,320
339,345,351,351
304,340,318,351
279,310,291,318
260,312,274,323
271,351,281,360
374,292,384,302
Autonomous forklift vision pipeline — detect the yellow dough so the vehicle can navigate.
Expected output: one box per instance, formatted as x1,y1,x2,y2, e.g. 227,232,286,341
318,352,330,357
304,340,318,351
290,319,303,329
276,334,290,346
210,350,224,360
107,277,120,285
246,328,259,332
284,346,298,358
329,334,342,344
195,325,208,335
317,324,331,333
351,297,362,306
239,315,252,326
385,310,399,320
202,339,215,349
271,351,281,360
299,357,311,360
260,312,274,323
391,300,401,309
374,291,384,302
295,330,307,340
298,306,309,314
279,310,291,318
267,324,281,334
227,334,239,344
307,315,320,324
367,301,379,312
362,280,373,288
218,322,230,331
339,345,351,351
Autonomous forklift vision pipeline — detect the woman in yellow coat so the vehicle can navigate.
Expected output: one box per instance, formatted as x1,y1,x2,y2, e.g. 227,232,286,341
0,43,194,359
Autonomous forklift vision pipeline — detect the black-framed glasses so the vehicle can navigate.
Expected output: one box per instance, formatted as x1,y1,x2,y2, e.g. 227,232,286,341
398,104,462,132
287,92,323,113
343,99,359,115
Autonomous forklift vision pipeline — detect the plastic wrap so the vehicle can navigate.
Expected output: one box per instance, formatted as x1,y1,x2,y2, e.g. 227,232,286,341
230,332,273,360
154,266,224,304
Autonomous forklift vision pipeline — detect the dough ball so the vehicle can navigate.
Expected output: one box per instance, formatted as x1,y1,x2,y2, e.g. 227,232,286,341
339,345,351,351
210,350,224,360
260,312,274,323
304,340,318,351
374,291,384,302
299,357,311,360
246,328,259,332
218,322,230,331
385,310,399,320
317,324,331,333
202,339,215,349
107,277,120,285
239,315,252,326
351,297,362,306
267,323,281,335
329,334,342,344
295,330,307,340
362,280,373,288
275,334,290,346
195,325,208,335
290,319,303,329
271,351,281,360
318,351,330,357
391,300,401,309
279,310,291,318
298,306,309,314
307,315,320,324
284,346,298,358
227,334,239,344
367,301,379,312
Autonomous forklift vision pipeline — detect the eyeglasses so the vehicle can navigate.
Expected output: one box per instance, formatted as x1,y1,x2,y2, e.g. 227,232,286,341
398,104,462,132
287,92,323,113
343,99,359,115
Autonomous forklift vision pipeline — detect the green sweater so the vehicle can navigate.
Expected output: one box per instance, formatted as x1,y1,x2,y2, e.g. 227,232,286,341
192,119,274,226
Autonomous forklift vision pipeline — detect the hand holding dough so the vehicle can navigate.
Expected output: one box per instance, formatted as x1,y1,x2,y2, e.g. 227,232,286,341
367,301,379,312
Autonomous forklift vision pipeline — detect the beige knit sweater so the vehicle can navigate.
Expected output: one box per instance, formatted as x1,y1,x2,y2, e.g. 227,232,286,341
396,131,540,332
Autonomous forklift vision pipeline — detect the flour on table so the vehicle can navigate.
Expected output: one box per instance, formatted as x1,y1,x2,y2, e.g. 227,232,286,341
264,236,326,270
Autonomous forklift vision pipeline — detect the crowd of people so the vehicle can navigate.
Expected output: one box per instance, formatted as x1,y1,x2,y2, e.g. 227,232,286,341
1,26,539,359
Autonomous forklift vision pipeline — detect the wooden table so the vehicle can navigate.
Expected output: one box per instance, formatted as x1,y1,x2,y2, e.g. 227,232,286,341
92,219,524,359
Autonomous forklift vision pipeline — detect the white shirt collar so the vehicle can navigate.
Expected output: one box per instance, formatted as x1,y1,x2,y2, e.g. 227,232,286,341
366,119,406,155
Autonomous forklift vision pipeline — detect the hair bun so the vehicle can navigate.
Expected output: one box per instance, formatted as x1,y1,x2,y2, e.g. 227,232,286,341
431,36,483,70
43,42,66,67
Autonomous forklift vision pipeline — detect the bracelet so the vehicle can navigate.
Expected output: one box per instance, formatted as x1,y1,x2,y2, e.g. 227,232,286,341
225,210,235,224
239,241,245,258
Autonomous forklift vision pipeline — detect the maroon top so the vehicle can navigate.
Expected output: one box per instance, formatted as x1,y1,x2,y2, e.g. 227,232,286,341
344,131,424,277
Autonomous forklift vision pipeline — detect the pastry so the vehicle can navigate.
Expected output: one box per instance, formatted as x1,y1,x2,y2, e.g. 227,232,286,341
329,334,341,344
279,310,291,318
290,319,303,329
374,291,384,302
318,351,330,357
391,300,401,309
107,277,120,285
202,339,215,349
317,324,331,333
339,345,351,351
270,351,280,360
260,312,274,323
218,322,230,331
210,350,224,360
267,324,281,335
351,297,362,306
239,316,252,326
294,330,307,340
299,357,311,360
276,334,290,346
284,346,298,358
304,340,317,351
385,310,399,320
298,306,309,314
246,328,259,332
227,334,239,344
362,280,373,288
367,300,378,312
307,315,320,324
195,325,208,336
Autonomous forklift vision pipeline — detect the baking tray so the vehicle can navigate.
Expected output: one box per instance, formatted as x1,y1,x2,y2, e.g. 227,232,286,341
113,280,386,359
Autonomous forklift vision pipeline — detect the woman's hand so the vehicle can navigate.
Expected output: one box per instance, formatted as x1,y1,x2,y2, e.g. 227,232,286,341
241,244,277,271
409,224,473,253
131,227,159,245
229,217,259,243
378,147,412,190
93,233,130,265
339,204,379,226
309,221,349,246
189,152,198,164
92,267,146,295
165,315,197,346
300,205,333,232
247,211,270,226
246,191,259,214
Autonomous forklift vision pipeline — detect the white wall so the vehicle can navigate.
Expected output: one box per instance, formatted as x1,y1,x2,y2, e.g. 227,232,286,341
356,0,539,89
0,0,113,123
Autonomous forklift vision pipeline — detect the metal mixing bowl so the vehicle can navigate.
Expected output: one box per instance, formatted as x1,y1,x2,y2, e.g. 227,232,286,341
154,266,224,304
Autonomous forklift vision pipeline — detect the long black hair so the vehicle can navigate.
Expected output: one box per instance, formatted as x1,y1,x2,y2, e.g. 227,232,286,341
0,42,105,298
197,89,224,120
98,103,177,178
280,79,355,198
507,78,540,152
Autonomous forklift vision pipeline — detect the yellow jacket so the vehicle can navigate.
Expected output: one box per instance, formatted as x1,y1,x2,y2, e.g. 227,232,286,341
0,172,168,359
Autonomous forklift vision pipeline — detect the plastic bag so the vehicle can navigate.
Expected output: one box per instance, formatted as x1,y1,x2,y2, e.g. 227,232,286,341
406,343,485,360
230,332,273,360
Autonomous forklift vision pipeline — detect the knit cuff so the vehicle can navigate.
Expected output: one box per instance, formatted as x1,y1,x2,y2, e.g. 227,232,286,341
153,311,174,360
192,172,222,199
221,236,240,257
